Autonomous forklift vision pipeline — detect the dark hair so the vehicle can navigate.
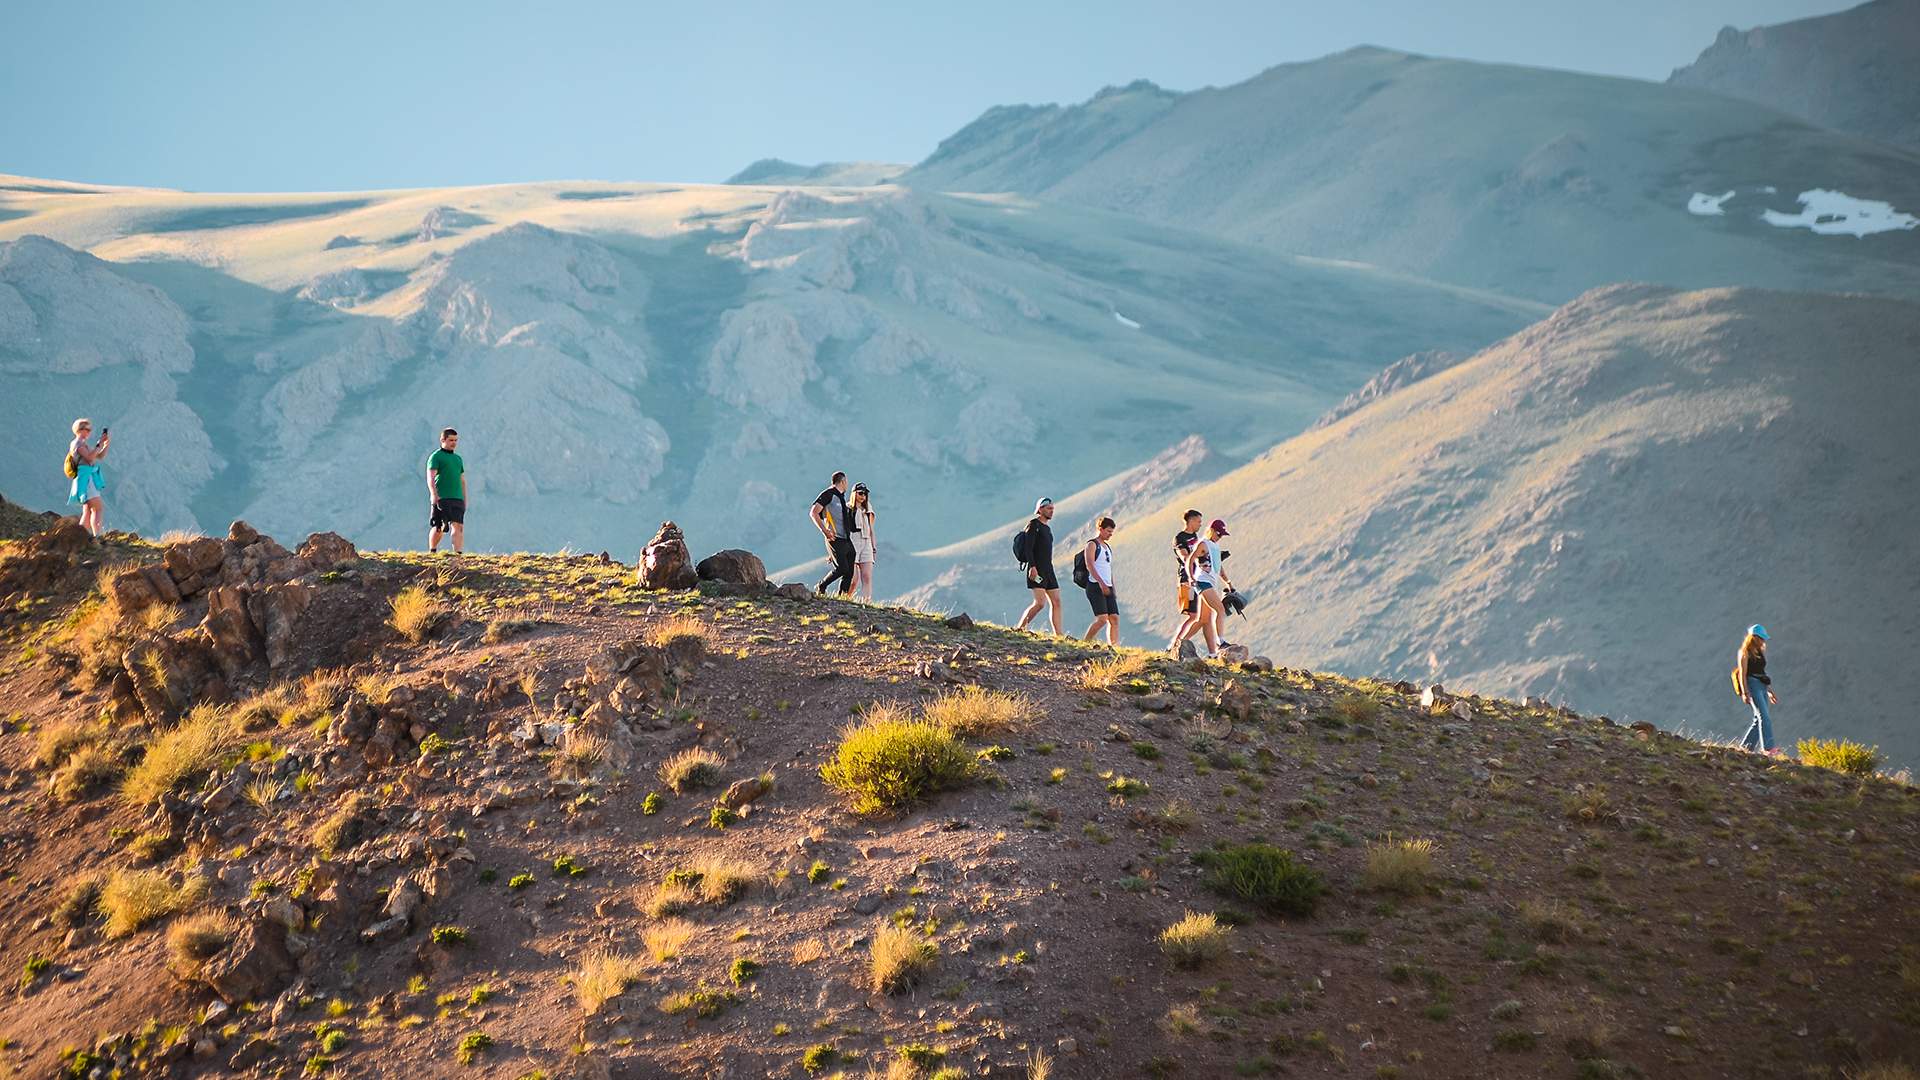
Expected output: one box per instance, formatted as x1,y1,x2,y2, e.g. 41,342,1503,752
1098,516,1116,530
441,428,459,439
1183,509,1202,522
831,470,846,485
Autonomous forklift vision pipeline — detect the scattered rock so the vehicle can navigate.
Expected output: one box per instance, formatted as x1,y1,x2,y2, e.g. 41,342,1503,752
695,548,768,589
200,918,296,1005
943,612,975,631
227,520,262,546
1241,655,1275,673
851,894,884,915
1449,699,1474,722
1420,684,1449,709
1630,721,1659,737
1175,639,1199,661
1214,680,1254,722
1217,643,1251,664
297,531,357,570
228,1036,278,1070
1135,692,1173,713
720,774,774,812
774,583,812,601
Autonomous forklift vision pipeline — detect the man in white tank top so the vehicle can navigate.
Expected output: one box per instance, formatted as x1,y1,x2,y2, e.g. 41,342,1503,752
1081,516,1119,645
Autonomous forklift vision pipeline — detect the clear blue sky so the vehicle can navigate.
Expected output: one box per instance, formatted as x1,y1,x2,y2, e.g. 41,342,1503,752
0,0,1854,192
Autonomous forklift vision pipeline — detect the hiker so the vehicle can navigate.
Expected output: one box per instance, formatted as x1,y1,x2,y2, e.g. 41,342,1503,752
1014,497,1062,635
811,471,855,596
1078,516,1119,645
65,418,110,538
849,483,878,602
1734,624,1780,755
1166,509,1203,651
427,428,466,554
1178,518,1234,659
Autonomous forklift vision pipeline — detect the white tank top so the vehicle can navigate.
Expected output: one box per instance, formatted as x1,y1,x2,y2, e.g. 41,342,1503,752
1090,539,1113,585
1191,539,1220,585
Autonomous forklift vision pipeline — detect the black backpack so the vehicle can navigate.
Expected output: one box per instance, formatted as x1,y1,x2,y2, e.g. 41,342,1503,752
1072,539,1100,588
1012,524,1033,566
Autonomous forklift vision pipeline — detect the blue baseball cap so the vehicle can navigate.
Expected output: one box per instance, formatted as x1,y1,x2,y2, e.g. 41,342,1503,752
1748,624,1769,640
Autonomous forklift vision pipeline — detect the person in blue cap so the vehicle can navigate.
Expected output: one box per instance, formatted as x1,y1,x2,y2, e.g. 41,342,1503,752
1733,624,1780,754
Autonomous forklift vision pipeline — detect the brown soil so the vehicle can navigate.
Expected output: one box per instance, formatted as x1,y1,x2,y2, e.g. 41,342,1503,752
0,527,1916,1080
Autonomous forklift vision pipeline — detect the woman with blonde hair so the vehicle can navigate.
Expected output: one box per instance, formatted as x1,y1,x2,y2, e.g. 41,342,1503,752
1733,624,1780,755
848,483,878,602
65,418,111,538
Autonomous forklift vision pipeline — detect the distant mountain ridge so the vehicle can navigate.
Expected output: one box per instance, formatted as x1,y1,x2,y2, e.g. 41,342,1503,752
905,46,1920,303
1110,283,1920,768
722,159,906,186
1670,0,1920,152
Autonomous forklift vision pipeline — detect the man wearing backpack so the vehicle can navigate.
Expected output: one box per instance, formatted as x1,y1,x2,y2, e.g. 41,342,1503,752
1166,509,1203,652
811,471,857,596
1075,516,1120,645
1014,497,1061,635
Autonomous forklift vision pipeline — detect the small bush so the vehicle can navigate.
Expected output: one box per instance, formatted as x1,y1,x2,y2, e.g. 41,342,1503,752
660,983,735,1018
1202,844,1326,917
659,747,724,793
552,854,588,878
820,704,975,815
455,1031,492,1066
922,685,1039,735
1159,911,1232,968
165,910,235,975
51,742,122,803
34,720,99,768
121,704,237,806
644,918,697,962
100,868,208,937
869,924,938,993
1561,785,1618,825
806,860,831,884
1332,692,1380,724
1796,738,1883,776
481,617,536,645
430,925,470,946
388,585,444,644
802,1043,838,1075
1080,652,1150,692
729,957,761,986
574,949,645,1014
641,791,662,815
312,793,371,856
52,874,104,927
646,614,710,656
1362,837,1436,896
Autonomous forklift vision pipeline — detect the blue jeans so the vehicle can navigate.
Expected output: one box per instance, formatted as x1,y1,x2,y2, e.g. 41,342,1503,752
1740,676,1774,752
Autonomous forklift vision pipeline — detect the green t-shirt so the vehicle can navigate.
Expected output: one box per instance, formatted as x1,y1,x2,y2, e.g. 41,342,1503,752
429,448,465,500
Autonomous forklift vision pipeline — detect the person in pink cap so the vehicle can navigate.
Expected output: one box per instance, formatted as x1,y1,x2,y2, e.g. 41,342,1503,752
1176,518,1235,659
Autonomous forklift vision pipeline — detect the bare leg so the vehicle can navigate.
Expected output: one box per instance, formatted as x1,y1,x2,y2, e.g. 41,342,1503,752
1102,615,1120,646
1046,590,1063,635
429,526,443,553
450,522,464,554
856,563,874,602
1198,591,1225,654
86,496,104,538
1016,590,1046,631
1083,619,1102,641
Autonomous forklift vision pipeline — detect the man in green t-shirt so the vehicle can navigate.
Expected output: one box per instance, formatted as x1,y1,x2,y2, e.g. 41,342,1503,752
427,428,467,554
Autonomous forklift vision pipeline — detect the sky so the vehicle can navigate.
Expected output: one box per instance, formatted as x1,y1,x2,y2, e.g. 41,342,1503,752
0,0,1856,193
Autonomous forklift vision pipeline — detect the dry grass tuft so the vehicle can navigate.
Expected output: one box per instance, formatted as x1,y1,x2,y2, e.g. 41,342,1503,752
35,720,100,768
821,703,974,816
1362,836,1437,896
1854,1067,1920,1080
659,747,724,793
139,602,181,634
791,938,827,965
1026,1051,1055,1080
51,742,123,803
922,685,1039,735
121,704,237,806
559,735,611,778
165,910,235,975
869,924,937,994
1561,784,1619,824
645,879,701,919
100,867,208,937
646,614,711,654
388,585,445,643
1333,691,1381,724
1158,910,1232,969
312,792,372,856
52,873,105,928
1080,652,1150,692
574,949,646,1013
643,919,698,963
1519,899,1581,943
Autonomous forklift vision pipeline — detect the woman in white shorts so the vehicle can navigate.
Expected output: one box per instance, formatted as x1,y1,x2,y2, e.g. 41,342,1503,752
849,483,878,602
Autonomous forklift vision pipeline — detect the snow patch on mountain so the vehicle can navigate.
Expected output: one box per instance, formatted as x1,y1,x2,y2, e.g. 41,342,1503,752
1761,189,1919,237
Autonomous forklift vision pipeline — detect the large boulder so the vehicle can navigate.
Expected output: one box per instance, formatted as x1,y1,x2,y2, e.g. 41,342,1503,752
0,518,92,599
637,521,697,590
247,582,313,669
297,532,356,571
121,634,216,723
200,917,295,1006
162,536,226,597
201,587,264,680
696,549,768,589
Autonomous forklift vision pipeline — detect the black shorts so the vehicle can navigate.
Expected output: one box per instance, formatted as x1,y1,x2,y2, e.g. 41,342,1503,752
431,499,466,527
1084,582,1118,617
1025,563,1058,591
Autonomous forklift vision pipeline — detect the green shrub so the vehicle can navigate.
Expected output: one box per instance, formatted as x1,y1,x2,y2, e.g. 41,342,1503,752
1202,843,1326,917
820,703,974,815
802,1044,838,1074
1796,738,1882,776
1158,910,1232,968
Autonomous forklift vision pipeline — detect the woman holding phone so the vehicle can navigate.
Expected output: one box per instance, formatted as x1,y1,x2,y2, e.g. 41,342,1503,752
65,418,110,539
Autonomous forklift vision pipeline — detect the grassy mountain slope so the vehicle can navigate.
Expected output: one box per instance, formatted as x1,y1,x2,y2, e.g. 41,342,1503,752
1670,0,1920,152
904,47,1920,303
0,518,1915,1078
1107,284,1920,768
0,175,1532,569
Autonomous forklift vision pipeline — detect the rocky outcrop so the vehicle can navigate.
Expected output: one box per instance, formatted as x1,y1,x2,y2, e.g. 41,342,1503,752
296,531,356,570
0,518,93,602
695,549,767,589
200,917,296,1006
637,522,697,590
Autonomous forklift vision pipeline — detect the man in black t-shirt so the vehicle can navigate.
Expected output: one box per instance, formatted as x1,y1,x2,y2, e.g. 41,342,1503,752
1014,497,1062,635
810,471,856,596
1166,509,1203,651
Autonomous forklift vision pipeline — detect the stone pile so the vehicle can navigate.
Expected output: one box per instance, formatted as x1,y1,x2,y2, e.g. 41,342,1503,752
327,682,450,768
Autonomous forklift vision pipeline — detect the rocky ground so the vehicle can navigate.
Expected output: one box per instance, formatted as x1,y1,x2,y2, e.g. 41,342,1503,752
0,514,1916,1079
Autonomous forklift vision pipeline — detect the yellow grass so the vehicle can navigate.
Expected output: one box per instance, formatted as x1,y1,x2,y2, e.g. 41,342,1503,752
791,938,827,965
1080,651,1150,692
820,703,975,816
51,742,122,803
645,614,710,653
1027,1051,1054,1080
658,747,723,793
1158,910,1232,968
868,924,937,994
1362,836,1437,896
35,720,99,768
644,879,701,919
120,704,237,806
165,910,235,975
388,585,444,643
643,919,697,963
100,867,207,937
921,685,1040,735
574,949,646,1013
